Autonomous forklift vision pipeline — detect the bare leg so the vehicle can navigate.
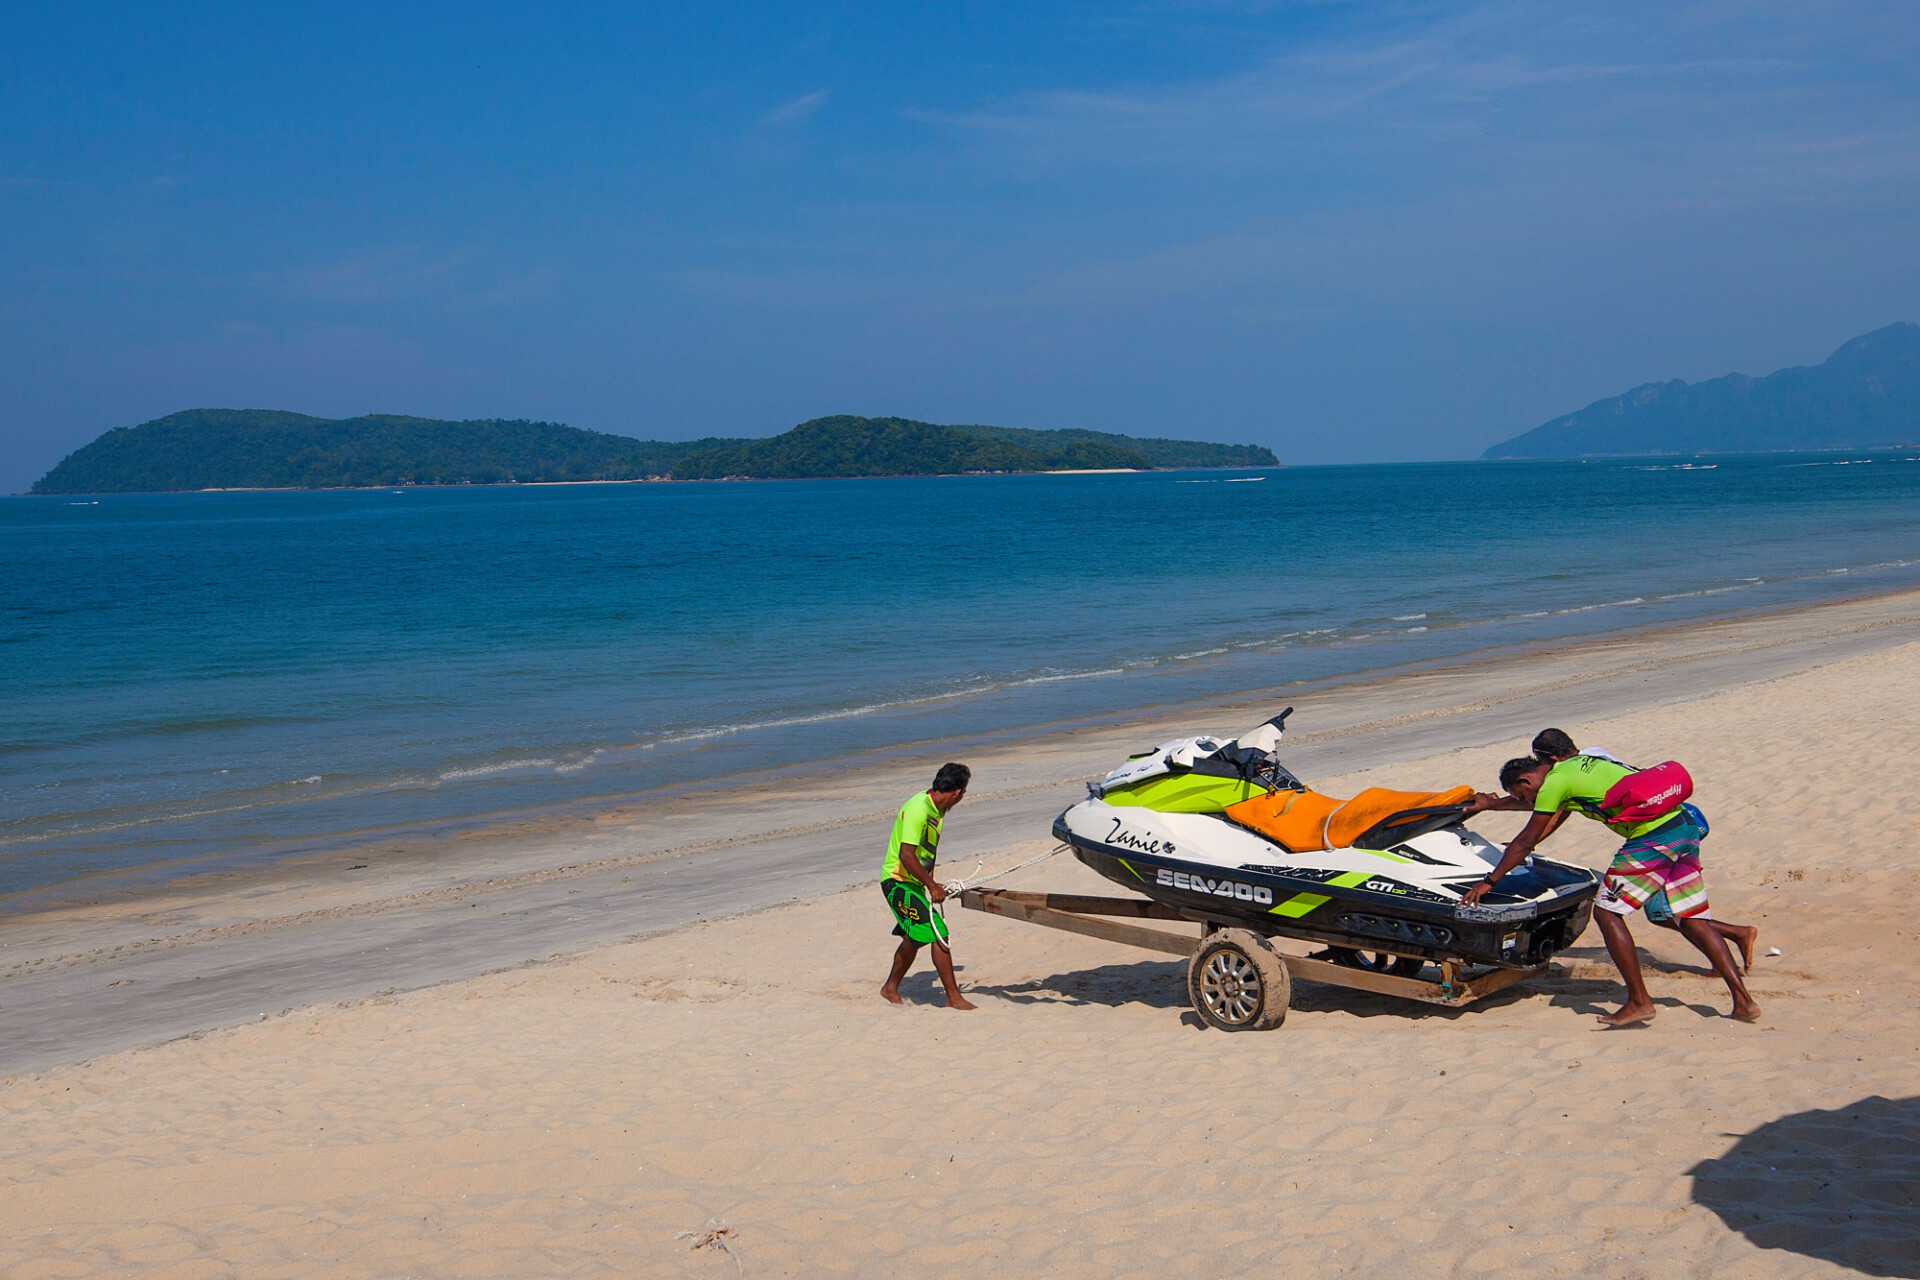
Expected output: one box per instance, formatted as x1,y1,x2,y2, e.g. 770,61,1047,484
880,938,918,1004
1717,921,1758,974
1676,917,1761,1021
928,940,976,1010
1651,917,1757,973
1594,911,1657,1027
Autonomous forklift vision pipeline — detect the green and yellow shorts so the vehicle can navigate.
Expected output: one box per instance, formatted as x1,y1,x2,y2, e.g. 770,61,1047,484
881,878,949,946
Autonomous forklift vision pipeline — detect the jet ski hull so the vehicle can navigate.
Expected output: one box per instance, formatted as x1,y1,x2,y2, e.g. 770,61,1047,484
1055,802,1596,970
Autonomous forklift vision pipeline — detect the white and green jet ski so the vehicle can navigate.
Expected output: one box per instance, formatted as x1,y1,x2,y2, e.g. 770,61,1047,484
1053,709,1598,972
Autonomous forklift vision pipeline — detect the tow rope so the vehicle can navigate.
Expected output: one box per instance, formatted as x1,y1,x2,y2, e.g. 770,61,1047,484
916,844,1067,977
941,843,1066,895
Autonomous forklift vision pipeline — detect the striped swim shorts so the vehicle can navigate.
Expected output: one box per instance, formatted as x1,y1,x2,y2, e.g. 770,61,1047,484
1594,813,1711,921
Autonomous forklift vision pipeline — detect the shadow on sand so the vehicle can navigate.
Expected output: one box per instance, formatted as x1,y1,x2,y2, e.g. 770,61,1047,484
1690,1095,1920,1277
1526,944,1752,1022
893,965,975,1007
944,937,1759,1025
958,957,1529,1023
958,959,1191,1011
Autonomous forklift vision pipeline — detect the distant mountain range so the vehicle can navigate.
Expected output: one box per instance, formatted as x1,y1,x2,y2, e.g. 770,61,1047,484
1484,322,1920,458
30,411,1276,494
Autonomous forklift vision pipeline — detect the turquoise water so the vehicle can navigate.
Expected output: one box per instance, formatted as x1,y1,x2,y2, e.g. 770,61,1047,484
5,451,1919,897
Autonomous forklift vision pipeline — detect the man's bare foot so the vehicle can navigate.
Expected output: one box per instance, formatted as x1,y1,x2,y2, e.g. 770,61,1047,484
880,985,903,1005
1732,926,1758,974
1732,999,1762,1023
945,992,977,1011
1599,1002,1657,1028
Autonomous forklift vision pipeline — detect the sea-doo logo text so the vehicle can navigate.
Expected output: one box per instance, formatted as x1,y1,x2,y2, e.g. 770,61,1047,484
1156,867,1274,905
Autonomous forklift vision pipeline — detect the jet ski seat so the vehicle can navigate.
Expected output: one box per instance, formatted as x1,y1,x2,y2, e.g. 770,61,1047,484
1225,784,1475,853
1349,802,1475,850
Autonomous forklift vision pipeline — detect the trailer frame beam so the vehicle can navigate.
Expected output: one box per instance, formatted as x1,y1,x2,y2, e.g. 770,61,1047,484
959,888,1542,1009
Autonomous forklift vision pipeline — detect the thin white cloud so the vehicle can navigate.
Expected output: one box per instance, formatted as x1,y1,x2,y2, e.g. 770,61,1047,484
911,0,1911,172
676,0,1920,350
764,89,829,125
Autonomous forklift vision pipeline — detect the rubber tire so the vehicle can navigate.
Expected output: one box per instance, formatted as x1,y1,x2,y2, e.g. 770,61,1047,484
1187,929,1291,1032
1329,947,1426,979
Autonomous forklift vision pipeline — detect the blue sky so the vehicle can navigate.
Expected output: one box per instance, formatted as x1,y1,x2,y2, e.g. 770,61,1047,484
4,1,1918,490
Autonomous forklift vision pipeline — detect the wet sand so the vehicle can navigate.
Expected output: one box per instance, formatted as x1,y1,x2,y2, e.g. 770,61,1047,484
3,590,1918,1276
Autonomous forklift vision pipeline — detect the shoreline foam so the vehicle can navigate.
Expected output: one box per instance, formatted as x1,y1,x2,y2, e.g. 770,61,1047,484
12,454,1920,897
8,579,1918,920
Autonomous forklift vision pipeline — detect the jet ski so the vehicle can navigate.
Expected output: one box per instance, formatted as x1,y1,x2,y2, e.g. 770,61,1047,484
1053,709,1598,971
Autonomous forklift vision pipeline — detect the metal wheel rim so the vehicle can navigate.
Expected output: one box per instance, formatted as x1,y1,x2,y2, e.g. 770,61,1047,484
1199,950,1263,1025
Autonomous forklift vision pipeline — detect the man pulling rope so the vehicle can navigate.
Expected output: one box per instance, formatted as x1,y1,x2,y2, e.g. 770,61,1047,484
878,762,976,1010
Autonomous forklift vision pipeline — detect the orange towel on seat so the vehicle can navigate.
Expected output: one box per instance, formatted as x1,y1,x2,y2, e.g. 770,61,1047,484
1223,788,1343,852
1323,785,1473,849
1226,784,1473,852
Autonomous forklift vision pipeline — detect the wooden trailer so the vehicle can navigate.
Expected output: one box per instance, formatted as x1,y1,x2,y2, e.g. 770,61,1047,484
960,888,1543,1031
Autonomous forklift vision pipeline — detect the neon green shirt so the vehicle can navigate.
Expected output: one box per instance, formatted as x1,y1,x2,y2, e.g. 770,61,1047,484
1533,755,1666,840
883,791,943,883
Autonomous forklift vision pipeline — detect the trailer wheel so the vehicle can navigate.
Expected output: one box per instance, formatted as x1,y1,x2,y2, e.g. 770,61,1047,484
1187,929,1290,1031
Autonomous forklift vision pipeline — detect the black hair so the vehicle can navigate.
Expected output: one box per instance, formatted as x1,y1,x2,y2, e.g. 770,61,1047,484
932,762,971,794
1530,728,1579,760
1499,756,1544,791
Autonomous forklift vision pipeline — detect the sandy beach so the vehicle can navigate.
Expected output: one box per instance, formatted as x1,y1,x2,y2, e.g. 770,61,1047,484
4,591,1919,1277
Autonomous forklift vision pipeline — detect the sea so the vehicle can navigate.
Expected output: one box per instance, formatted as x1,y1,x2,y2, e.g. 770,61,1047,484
5,450,1920,900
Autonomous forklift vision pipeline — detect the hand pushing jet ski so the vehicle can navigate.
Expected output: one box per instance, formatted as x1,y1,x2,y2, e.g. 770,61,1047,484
1053,708,1599,972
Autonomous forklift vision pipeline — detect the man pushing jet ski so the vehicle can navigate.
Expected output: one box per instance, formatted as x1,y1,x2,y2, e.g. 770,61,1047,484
1463,745,1760,1027
1526,730,1758,972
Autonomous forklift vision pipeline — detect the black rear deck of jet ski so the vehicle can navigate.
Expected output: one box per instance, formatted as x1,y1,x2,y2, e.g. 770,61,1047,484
1057,814,1596,971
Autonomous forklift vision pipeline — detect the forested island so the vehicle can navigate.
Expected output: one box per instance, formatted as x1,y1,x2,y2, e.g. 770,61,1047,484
31,410,1276,493
1484,322,1920,458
